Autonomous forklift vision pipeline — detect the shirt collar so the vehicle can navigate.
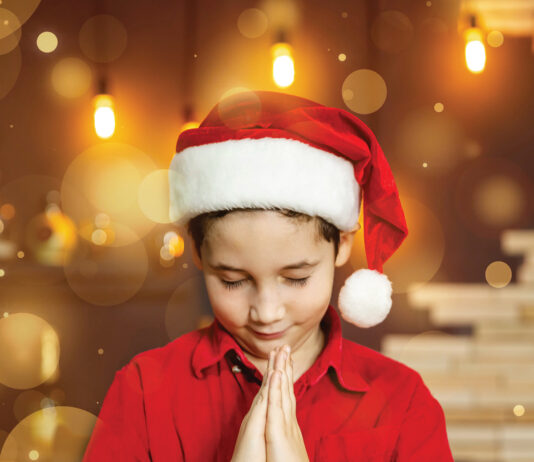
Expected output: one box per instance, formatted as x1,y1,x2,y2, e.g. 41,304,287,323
191,305,370,393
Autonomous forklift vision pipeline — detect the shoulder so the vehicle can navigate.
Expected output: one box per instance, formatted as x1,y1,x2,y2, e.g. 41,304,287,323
341,337,425,394
116,327,207,384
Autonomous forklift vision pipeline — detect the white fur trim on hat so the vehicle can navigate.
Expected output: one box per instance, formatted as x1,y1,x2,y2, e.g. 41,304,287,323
338,269,393,328
168,137,361,231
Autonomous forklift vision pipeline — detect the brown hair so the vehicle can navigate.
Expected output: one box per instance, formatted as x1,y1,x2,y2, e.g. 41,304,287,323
187,207,340,261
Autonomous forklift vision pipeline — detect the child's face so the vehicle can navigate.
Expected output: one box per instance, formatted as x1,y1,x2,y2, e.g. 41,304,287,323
192,210,356,360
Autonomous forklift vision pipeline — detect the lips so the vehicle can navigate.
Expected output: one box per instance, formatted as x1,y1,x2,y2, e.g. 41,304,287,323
250,327,288,338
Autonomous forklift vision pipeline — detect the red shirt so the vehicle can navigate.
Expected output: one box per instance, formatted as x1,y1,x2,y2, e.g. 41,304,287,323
82,305,454,461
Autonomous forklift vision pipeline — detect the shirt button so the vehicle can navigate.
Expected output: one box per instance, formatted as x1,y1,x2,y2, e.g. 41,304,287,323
232,365,242,373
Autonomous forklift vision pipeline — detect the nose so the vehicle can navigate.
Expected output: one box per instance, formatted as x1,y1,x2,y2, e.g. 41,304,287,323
249,281,285,325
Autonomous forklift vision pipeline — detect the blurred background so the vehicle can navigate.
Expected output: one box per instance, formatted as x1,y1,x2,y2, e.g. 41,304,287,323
1,0,534,460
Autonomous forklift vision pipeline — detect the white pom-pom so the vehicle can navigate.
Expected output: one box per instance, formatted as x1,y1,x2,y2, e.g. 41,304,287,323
337,268,393,328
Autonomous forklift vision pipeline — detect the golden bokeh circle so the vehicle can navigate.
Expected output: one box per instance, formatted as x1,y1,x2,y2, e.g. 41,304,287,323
64,232,148,306
487,30,504,48
138,169,177,224
0,313,60,389
218,88,262,130
13,390,47,422
259,0,300,30
473,175,526,227
513,404,525,417
51,57,92,98
455,157,533,239
0,0,41,32
485,261,512,288
0,406,97,462
79,14,127,63
371,10,414,53
464,139,482,159
0,203,15,220
36,31,58,53
237,8,268,38
348,194,445,295
25,210,78,267
61,142,158,247
0,8,22,55
0,7,20,40
342,69,387,114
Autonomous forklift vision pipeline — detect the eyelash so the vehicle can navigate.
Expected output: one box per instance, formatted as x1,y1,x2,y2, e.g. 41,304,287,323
221,277,310,290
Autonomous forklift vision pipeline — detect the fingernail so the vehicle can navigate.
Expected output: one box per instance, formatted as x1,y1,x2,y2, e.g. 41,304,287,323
283,345,290,353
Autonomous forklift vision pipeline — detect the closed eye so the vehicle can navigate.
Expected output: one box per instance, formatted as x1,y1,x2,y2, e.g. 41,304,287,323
221,277,310,290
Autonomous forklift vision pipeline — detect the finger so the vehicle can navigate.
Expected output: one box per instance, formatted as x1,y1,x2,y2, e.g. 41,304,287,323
252,369,273,416
275,346,285,371
267,348,275,376
267,369,283,428
286,353,296,415
262,351,274,389
279,353,292,421
285,350,296,416
246,371,271,440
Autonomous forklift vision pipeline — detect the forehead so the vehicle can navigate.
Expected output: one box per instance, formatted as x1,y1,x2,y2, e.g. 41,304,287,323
203,210,328,264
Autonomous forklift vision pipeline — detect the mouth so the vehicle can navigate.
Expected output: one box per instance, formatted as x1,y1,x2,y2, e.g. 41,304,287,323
250,327,288,339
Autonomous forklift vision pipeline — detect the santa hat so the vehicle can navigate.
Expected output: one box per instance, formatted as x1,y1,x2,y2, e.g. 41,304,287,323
168,90,408,328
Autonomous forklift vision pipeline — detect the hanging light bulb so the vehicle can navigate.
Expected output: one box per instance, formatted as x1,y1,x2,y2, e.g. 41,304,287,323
93,78,116,139
464,15,486,74
271,30,294,88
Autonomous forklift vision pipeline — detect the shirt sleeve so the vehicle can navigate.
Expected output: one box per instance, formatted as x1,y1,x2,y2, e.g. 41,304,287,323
82,362,152,462
393,377,455,461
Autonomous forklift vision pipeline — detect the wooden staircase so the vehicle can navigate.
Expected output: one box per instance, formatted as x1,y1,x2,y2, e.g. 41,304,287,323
381,230,534,462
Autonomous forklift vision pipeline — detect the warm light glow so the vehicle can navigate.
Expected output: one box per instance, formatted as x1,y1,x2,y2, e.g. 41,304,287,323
36,31,58,53
271,43,294,88
464,28,485,73
513,404,525,417
180,121,200,134
51,57,92,98
342,69,387,114
167,234,184,257
487,30,504,48
485,260,512,288
93,94,115,139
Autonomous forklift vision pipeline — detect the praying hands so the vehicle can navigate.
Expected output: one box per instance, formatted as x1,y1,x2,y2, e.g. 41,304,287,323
231,344,310,462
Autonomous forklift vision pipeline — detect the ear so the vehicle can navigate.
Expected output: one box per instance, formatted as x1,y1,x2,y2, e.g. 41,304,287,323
190,239,203,271
334,223,360,268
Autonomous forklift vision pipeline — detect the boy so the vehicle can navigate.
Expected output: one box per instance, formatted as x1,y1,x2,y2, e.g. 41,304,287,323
82,90,454,461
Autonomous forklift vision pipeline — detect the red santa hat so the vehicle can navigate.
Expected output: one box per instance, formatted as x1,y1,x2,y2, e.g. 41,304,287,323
168,90,408,328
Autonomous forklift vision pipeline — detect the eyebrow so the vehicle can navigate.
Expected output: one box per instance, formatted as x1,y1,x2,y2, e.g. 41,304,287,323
208,260,320,273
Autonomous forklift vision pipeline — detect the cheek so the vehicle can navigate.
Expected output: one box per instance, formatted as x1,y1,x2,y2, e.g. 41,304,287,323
204,276,247,324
